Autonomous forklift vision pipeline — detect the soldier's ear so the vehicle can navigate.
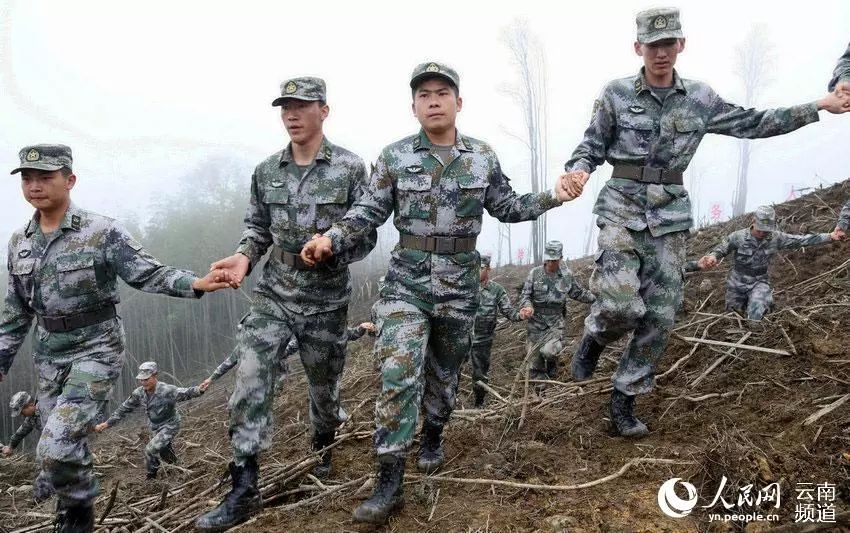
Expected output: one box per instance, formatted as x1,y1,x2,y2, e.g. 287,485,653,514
634,41,644,56
320,104,330,121
66,173,77,191
456,96,463,113
678,38,686,53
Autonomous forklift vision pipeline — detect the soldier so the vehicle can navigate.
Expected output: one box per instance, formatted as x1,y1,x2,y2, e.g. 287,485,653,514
94,362,204,479
696,206,841,320
300,61,578,524
561,8,850,438
0,144,228,532
829,42,850,94
518,241,595,392
465,253,522,407
3,391,41,456
195,77,377,531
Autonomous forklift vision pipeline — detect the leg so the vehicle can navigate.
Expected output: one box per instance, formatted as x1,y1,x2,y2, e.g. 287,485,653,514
144,427,176,479
725,280,749,315
746,282,773,321
527,339,549,392
470,341,492,406
35,360,71,423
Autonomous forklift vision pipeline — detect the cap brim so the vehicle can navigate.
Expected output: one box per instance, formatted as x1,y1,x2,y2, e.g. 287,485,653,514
410,73,458,90
10,162,64,175
754,222,776,232
638,30,684,44
543,255,562,261
136,372,153,380
271,95,323,106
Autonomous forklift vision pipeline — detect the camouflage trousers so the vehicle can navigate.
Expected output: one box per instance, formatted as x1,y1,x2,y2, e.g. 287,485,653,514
145,424,179,471
372,298,473,457
527,316,565,385
35,352,123,505
584,224,686,395
465,340,493,395
725,276,773,321
229,293,348,464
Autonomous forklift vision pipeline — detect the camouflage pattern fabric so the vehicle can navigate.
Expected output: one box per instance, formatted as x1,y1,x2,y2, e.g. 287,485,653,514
209,338,294,382
565,68,820,237
8,407,42,449
520,265,595,382
324,129,560,456
829,42,850,92
710,228,832,320
466,280,520,394
837,199,850,231
145,425,179,472
0,204,201,505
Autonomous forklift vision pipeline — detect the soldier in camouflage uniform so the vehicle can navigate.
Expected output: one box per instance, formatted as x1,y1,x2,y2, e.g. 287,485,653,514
829,42,850,94
464,253,521,407
195,77,377,531
0,144,228,532
519,241,595,392
3,391,41,456
95,362,204,479
696,206,840,320
301,61,577,524
562,8,850,438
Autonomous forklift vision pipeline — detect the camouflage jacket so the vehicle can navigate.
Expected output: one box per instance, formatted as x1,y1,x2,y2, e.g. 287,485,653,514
106,381,203,430
566,68,820,237
829,42,850,92
711,228,832,285
210,337,296,381
520,265,595,342
0,204,200,374
236,137,376,316
473,280,520,343
346,324,372,342
8,408,42,449
837,200,850,231
325,130,561,317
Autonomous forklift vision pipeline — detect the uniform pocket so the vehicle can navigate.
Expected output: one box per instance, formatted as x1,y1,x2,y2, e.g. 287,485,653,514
56,253,98,297
314,187,349,232
396,174,431,220
264,187,290,231
456,175,488,217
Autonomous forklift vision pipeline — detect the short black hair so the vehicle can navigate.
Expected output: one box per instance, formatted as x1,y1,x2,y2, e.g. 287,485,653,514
411,75,459,99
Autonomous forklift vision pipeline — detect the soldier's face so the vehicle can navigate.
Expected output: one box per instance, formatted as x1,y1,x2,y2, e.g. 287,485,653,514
21,169,75,212
544,259,560,273
20,404,36,417
480,266,490,283
412,79,462,134
751,228,769,240
635,38,685,78
139,375,158,392
280,100,329,145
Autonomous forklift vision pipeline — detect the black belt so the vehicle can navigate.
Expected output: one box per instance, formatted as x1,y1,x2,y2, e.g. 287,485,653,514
37,305,117,333
734,266,768,277
274,247,313,270
534,305,563,316
611,164,683,185
399,233,477,254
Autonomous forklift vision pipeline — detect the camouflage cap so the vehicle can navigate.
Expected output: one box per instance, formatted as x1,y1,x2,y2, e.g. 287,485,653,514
410,61,460,90
636,7,683,44
136,361,159,380
9,391,32,417
753,206,777,232
543,240,563,261
272,77,327,106
480,254,492,268
11,144,73,175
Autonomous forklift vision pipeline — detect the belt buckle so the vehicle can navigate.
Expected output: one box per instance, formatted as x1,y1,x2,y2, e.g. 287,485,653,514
642,167,662,184
434,238,454,254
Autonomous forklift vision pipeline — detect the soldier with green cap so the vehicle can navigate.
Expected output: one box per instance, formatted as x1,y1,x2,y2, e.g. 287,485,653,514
3,391,41,456
463,253,522,407
561,7,850,438
518,241,594,392
0,144,230,532
301,61,579,524
696,206,841,320
195,77,377,531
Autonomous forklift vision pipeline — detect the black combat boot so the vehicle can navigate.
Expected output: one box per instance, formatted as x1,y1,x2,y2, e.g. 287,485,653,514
416,421,444,474
160,443,178,465
195,457,262,531
55,500,94,533
311,430,335,479
352,454,405,524
610,389,649,438
473,387,487,409
571,334,605,380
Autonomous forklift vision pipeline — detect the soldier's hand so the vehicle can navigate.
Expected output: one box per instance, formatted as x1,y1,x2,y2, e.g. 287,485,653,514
210,253,251,288
301,236,334,267
94,423,108,433
697,255,718,270
361,322,377,333
835,81,850,99
817,91,850,114
2,446,12,457
829,228,845,241
199,379,212,392
192,269,234,293
519,307,534,320
561,171,590,200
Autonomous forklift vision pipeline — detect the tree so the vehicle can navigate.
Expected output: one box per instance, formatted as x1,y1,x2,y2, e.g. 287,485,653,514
500,19,549,263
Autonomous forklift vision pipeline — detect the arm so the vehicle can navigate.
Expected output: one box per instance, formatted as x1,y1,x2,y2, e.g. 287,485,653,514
0,244,35,376
518,270,534,310
567,278,596,305
346,325,367,342
334,161,379,265
496,286,521,322
209,350,239,381
829,42,850,92
710,233,738,261
104,389,142,428
483,158,563,223
682,260,703,274
773,231,833,251
174,385,204,402
234,170,274,270
706,88,820,139
565,86,616,174
8,417,36,450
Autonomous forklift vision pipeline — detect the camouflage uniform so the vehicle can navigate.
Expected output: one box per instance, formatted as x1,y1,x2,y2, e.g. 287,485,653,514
105,374,203,473
325,122,562,456
1,146,203,506
210,337,294,385
709,207,832,320
465,255,520,400
520,243,595,384
566,10,822,396
829,42,850,92
7,392,43,450
227,78,376,463
836,200,850,231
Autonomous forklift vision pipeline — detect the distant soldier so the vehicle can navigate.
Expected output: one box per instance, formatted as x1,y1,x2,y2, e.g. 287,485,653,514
519,241,594,392
2,392,54,502
562,8,850,438
95,362,204,479
0,144,229,531
697,206,841,320
465,254,522,407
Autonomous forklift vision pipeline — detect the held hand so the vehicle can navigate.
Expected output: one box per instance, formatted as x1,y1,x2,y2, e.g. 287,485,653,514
192,269,235,293
519,307,534,320
835,81,850,99
560,171,590,201
360,322,377,333
94,423,108,434
698,255,718,270
199,379,212,392
2,446,12,457
830,228,845,241
300,236,334,267
209,253,251,288
817,91,850,114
